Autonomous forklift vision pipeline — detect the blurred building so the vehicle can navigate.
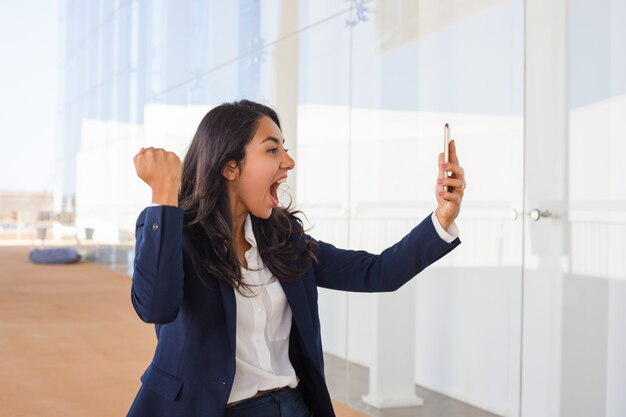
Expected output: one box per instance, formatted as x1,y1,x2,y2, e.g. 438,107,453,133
0,191,57,240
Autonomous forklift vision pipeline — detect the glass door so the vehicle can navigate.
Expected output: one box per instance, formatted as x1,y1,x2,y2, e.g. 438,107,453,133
521,0,626,416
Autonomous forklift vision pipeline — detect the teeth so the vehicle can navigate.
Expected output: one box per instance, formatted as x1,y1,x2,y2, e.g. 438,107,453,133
276,178,287,184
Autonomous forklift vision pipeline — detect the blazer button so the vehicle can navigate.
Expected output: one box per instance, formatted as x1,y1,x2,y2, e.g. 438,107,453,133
152,222,159,231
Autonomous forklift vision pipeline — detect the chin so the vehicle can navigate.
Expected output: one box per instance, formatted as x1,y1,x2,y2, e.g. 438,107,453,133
253,207,273,220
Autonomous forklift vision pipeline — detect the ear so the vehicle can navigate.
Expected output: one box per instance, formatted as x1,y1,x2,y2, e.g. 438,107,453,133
222,161,239,181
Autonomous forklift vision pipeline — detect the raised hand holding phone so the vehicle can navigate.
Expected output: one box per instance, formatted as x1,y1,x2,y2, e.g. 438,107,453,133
435,124,466,230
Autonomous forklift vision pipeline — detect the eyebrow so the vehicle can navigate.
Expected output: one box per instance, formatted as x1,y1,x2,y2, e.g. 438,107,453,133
261,136,286,145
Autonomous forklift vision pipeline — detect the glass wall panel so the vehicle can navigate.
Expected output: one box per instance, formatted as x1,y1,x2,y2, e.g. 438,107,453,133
521,1,625,416
562,0,625,414
347,0,524,415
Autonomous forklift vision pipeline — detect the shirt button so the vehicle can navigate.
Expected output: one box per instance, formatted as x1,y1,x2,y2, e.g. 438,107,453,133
152,222,159,231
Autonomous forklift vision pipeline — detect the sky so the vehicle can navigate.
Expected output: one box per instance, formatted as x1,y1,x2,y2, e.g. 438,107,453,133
0,0,59,192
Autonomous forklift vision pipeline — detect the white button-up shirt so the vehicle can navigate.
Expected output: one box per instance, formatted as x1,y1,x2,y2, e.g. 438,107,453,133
227,213,299,404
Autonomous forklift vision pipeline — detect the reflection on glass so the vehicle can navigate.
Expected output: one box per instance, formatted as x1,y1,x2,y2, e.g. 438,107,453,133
560,0,626,416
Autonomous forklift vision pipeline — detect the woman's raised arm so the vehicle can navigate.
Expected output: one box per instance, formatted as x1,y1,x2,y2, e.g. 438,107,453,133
130,148,184,323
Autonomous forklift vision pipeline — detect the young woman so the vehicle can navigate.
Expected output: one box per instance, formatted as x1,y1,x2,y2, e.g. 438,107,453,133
128,100,465,417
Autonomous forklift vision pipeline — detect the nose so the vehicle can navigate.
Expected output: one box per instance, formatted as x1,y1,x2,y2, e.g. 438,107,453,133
282,151,295,170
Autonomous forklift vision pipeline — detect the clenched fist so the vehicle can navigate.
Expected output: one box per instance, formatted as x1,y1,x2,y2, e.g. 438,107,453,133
133,147,182,207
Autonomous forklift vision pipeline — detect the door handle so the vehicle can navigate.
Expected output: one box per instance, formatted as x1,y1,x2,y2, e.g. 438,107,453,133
529,208,553,221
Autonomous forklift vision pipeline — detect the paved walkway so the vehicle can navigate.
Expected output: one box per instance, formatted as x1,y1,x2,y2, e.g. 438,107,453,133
0,245,154,416
0,245,365,417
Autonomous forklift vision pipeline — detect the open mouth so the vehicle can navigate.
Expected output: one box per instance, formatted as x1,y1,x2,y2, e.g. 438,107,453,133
269,177,287,206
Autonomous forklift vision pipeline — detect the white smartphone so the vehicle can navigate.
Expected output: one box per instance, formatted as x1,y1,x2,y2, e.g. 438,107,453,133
443,123,450,192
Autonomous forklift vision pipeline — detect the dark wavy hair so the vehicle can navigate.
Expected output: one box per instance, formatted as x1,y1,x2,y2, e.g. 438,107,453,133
179,100,317,295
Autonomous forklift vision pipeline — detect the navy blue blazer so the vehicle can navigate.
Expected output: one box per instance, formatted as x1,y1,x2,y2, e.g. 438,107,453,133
126,206,461,417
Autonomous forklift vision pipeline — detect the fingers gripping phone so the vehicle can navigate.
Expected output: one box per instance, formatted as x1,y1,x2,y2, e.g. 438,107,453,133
443,123,450,192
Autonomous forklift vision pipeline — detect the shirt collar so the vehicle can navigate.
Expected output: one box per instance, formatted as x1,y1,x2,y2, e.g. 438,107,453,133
243,213,257,249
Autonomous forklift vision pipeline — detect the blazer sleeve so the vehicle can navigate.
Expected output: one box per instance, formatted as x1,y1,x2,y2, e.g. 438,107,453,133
131,205,184,324
311,212,461,292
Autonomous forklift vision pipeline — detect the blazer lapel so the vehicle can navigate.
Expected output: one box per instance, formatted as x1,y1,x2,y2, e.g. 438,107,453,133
280,279,318,361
